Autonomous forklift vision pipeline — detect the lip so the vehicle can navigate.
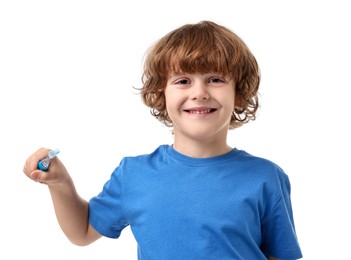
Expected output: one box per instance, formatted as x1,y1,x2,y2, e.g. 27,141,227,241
183,106,218,115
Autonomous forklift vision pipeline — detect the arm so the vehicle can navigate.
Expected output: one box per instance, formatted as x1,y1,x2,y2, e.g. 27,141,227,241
23,148,101,246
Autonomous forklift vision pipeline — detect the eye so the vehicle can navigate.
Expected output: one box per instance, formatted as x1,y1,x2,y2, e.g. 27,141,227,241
174,78,190,85
208,77,225,84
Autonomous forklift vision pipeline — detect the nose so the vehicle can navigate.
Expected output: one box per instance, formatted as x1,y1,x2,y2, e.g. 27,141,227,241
191,81,210,100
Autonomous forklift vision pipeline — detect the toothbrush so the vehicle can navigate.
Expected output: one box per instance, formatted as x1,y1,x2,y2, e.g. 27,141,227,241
37,148,60,171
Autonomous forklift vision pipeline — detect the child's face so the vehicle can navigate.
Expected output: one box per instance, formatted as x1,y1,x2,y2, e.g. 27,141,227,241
165,72,235,142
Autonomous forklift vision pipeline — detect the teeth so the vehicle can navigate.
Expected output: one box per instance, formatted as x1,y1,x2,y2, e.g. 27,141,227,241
189,109,211,114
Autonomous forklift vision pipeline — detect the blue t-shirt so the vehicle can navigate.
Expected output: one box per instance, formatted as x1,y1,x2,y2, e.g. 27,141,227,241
89,145,302,259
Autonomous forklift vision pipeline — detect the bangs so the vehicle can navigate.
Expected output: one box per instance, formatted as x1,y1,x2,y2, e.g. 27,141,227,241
167,33,232,76
149,22,244,80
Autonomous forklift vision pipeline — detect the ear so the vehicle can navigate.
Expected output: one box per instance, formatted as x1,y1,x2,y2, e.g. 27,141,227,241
234,94,243,108
234,94,245,113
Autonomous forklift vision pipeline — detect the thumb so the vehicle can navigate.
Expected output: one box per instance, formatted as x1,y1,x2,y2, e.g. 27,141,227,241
30,170,49,184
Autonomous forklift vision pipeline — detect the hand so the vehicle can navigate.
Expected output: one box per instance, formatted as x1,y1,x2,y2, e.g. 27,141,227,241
23,147,70,185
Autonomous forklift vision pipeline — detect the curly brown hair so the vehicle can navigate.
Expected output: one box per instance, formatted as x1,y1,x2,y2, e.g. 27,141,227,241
140,20,260,129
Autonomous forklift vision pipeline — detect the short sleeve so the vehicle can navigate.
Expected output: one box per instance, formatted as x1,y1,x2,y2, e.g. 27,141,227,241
89,159,129,238
260,169,303,259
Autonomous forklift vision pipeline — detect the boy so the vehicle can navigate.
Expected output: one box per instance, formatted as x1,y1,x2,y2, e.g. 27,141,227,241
23,20,302,259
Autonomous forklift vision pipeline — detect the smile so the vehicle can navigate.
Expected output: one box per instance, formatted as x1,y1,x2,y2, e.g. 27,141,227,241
185,108,217,114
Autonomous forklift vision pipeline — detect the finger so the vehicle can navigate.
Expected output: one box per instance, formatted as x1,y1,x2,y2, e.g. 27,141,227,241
29,170,43,181
30,170,49,184
23,148,50,175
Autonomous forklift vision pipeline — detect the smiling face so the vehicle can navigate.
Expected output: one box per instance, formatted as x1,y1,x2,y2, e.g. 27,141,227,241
165,72,235,147
141,21,260,132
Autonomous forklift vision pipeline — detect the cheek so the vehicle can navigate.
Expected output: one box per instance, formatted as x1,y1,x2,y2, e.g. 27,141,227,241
164,89,172,109
220,90,236,110
164,91,178,116
165,89,185,109
165,98,180,115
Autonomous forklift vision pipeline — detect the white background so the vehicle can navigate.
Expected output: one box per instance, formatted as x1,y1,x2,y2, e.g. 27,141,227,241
1,1,350,259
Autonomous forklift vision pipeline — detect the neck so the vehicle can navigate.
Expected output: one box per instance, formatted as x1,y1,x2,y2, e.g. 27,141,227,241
172,138,232,158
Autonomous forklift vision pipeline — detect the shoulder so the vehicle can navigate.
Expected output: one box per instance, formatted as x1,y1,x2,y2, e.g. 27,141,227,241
235,149,291,193
115,145,169,171
121,145,168,162
237,150,288,177
106,145,169,187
